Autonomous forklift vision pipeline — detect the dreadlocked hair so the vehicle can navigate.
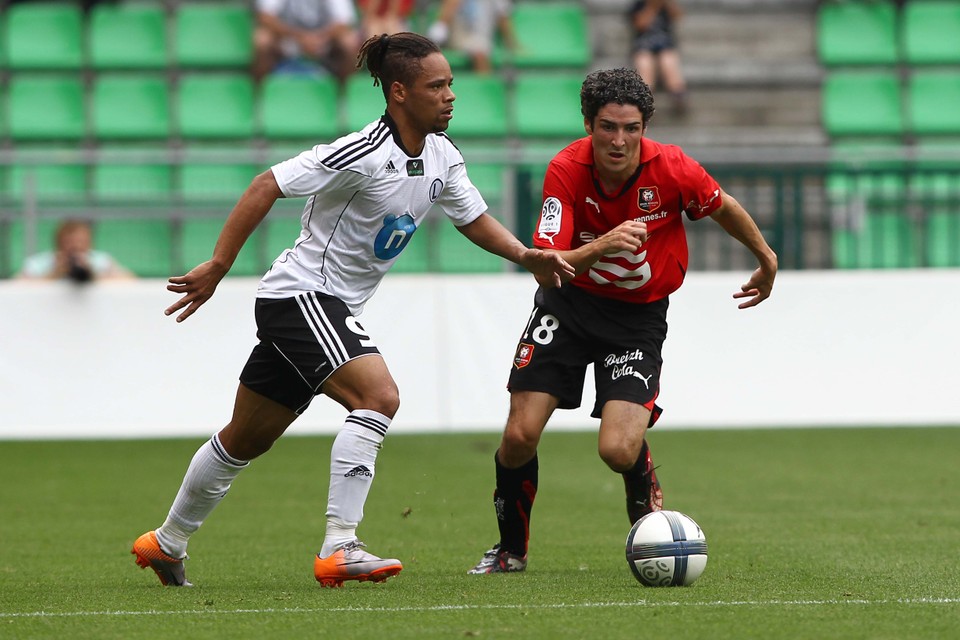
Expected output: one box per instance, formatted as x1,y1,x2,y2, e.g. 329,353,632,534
580,68,656,127
356,32,442,101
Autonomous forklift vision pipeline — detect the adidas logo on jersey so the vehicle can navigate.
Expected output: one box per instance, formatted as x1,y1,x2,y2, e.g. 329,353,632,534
385,160,398,175
344,465,373,478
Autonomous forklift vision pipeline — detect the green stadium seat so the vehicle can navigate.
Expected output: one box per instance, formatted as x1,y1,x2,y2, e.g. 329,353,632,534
832,213,918,269
910,142,960,203
344,75,388,133
446,74,508,138
89,3,168,69
7,76,85,141
177,74,255,139
179,162,258,202
513,73,586,138
92,162,174,203
465,162,508,205
260,75,340,140
174,4,252,68
436,221,504,273
816,1,898,66
925,212,960,267
92,75,171,140
822,72,903,137
8,163,87,203
3,3,83,70
906,71,960,136
180,217,265,276
510,2,590,68
93,219,173,277
902,0,960,64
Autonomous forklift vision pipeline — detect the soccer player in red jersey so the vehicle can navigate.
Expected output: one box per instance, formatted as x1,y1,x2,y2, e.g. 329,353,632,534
469,67,777,574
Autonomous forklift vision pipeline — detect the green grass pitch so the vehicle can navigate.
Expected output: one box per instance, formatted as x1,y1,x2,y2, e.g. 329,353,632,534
2,427,959,639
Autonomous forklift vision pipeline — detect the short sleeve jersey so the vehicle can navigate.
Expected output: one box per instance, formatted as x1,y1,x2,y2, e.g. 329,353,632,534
256,0,356,29
534,137,722,304
258,114,487,315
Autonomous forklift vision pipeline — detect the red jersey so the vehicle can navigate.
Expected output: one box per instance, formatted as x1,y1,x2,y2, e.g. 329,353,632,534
533,137,722,304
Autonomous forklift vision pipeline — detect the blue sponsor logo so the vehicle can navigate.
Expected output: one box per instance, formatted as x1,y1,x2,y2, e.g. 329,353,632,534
374,214,417,260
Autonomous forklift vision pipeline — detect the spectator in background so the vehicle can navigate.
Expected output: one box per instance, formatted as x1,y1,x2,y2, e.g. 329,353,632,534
357,0,415,38
629,0,688,115
253,0,361,83
427,0,518,74
18,219,133,283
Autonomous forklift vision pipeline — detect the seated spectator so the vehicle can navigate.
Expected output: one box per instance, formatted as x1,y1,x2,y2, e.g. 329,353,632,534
357,0,415,38
253,0,361,83
18,219,134,283
630,0,688,115
427,0,518,74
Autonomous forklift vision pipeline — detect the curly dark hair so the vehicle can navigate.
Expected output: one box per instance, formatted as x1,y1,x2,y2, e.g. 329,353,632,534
356,32,442,101
580,68,656,127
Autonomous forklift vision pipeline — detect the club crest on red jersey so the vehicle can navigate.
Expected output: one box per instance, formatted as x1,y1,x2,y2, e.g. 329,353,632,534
514,343,535,369
637,187,661,212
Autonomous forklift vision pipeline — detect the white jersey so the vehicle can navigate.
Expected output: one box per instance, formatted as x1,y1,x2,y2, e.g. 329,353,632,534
258,115,488,315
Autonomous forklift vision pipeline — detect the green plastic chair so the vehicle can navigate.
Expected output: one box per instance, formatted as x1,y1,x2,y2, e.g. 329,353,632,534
93,219,173,277
446,74,508,138
510,2,590,68
7,76,85,140
910,141,960,204
902,0,960,64
177,74,255,139
89,3,168,69
180,217,265,276
179,162,259,202
816,1,898,65
92,162,174,203
92,75,171,140
465,162,508,206
8,163,88,203
906,71,960,136
174,4,253,68
264,216,305,263
3,3,83,70
513,73,586,138
822,72,904,137
344,74,388,133
260,75,340,141
926,212,960,267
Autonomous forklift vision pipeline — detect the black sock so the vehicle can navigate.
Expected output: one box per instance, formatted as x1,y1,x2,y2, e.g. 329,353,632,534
493,450,538,556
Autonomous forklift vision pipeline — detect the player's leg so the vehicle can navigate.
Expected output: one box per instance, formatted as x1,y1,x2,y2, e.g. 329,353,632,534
658,48,688,114
132,384,297,586
598,401,663,524
634,50,658,90
469,390,556,574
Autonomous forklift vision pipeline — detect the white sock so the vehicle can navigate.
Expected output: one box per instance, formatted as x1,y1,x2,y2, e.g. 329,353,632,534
155,433,248,559
320,410,390,557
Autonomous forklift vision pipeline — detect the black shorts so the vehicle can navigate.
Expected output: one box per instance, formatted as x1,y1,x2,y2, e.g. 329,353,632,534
239,293,381,414
508,285,668,420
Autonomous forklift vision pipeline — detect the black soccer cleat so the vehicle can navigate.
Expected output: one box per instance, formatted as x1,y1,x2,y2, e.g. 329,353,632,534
623,440,663,525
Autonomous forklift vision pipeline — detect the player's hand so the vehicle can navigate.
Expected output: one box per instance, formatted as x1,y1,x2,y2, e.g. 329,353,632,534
165,260,229,323
525,249,575,288
597,220,648,255
733,264,776,309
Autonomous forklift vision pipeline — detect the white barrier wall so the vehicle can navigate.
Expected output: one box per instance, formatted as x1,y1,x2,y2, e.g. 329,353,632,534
1,270,958,440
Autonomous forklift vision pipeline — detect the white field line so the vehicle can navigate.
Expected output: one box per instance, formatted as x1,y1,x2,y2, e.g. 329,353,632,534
1,598,958,619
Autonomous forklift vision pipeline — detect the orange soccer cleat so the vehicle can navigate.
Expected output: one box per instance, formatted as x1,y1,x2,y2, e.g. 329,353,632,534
313,540,402,588
131,531,192,587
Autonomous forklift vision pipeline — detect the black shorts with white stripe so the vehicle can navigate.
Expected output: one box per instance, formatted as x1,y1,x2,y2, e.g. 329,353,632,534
239,293,381,414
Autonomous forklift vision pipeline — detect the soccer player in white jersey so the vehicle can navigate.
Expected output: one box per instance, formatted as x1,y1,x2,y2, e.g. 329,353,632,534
132,31,574,588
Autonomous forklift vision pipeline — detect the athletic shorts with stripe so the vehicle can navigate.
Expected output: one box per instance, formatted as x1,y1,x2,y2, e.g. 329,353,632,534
239,293,381,414
508,284,668,421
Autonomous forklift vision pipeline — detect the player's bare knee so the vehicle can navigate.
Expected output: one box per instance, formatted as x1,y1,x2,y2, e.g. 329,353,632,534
499,428,539,466
598,444,634,473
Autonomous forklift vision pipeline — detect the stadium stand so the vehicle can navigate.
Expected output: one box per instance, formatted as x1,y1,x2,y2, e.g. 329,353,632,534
510,2,590,69
821,71,904,138
2,2,83,70
7,76,86,141
260,75,341,140
816,0,899,66
906,70,960,136
176,74,256,139
92,75,171,140
173,3,252,68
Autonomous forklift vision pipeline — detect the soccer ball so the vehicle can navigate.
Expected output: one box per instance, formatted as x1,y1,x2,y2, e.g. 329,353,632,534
625,510,708,587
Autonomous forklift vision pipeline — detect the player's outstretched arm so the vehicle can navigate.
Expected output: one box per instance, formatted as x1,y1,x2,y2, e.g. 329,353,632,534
165,171,283,322
455,213,575,287
709,189,778,309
